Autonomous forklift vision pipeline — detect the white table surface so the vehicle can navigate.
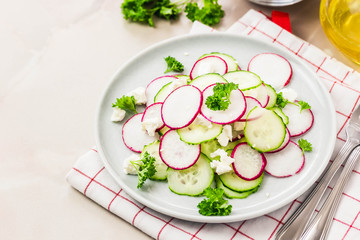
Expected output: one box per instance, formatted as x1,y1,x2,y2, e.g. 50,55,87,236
1,0,359,239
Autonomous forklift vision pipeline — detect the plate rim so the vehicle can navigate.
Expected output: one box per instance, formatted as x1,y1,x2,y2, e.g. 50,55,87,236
94,32,337,223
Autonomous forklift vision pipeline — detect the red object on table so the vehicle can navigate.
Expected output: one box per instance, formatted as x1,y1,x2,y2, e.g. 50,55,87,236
271,10,292,33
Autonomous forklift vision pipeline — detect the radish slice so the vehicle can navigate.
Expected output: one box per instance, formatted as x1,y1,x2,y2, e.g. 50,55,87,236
264,84,277,109
189,73,227,91
231,142,266,180
248,53,292,91
146,75,177,105
201,84,246,124
159,130,201,170
267,128,291,153
243,83,269,107
161,85,202,129
239,96,263,122
122,113,159,153
190,56,228,79
141,103,165,135
199,52,239,72
264,141,305,177
282,102,314,137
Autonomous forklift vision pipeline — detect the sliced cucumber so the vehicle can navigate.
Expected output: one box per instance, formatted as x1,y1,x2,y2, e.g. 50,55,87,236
154,82,172,103
189,73,227,91
201,139,222,161
243,83,269,107
264,84,277,109
141,141,168,180
223,71,262,91
167,153,214,196
175,74,191,84
219,171,263,192
223,139,242,152
271,107,289,125
201,138,242,160
244,108,286,152
158,125,170,136
177,121,223,145
215,176,259,199
199,52,239,72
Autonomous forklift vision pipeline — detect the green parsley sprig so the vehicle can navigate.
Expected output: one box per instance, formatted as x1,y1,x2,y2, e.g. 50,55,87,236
197,187,232,216
298,138,312,155
205,83,239,111
121,0,184,27
298,100,311,113
276,92,288,109
112,95,137,114
164,56,184,73
121,0,224,27
131,152,157,189
184,0,224,26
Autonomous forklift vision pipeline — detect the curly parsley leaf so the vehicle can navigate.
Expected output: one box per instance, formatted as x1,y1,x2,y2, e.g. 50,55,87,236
197,187,232,216
154,0,182,20
276,92,288,109
164,56,184,73
184,0,224,26
298,100,311,112
205,83,239,111
121,0,186,27
131,152,157,189
121,0,156,27
112,95,137,114
298,138,312,155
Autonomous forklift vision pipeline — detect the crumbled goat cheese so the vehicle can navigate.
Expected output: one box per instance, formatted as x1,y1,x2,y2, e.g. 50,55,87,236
128,87,147,105
184,52,189,56
217,125,233,147
233,121,246,131
210,149,235,175
169,77,188,92
142,117,163,137
123,154,140,175
279,88,297,102
111,107,126,122
193,115,213,128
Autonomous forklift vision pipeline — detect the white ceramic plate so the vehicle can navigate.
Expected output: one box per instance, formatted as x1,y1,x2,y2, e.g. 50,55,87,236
249,0,303,7
95,33,336,223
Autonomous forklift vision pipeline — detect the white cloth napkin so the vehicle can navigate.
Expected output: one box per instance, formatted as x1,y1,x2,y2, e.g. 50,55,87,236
67,9,360,240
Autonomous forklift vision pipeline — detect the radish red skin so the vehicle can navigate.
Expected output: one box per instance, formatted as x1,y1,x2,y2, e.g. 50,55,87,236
238,96,263,122
161,85,203,129
159,130,201,170
290,108,314,137
141,102,165,131
267,128,291,153
190,56,228,80
122,113,159,153
200,83,247,125
283,101,314,137
247,53,293,89
231,142,267,181
145,75,178,106
122,113,142,153
257,83,270,108
264,141,305,178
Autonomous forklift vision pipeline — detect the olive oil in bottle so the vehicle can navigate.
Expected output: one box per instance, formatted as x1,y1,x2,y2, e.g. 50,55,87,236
320,0,360,64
